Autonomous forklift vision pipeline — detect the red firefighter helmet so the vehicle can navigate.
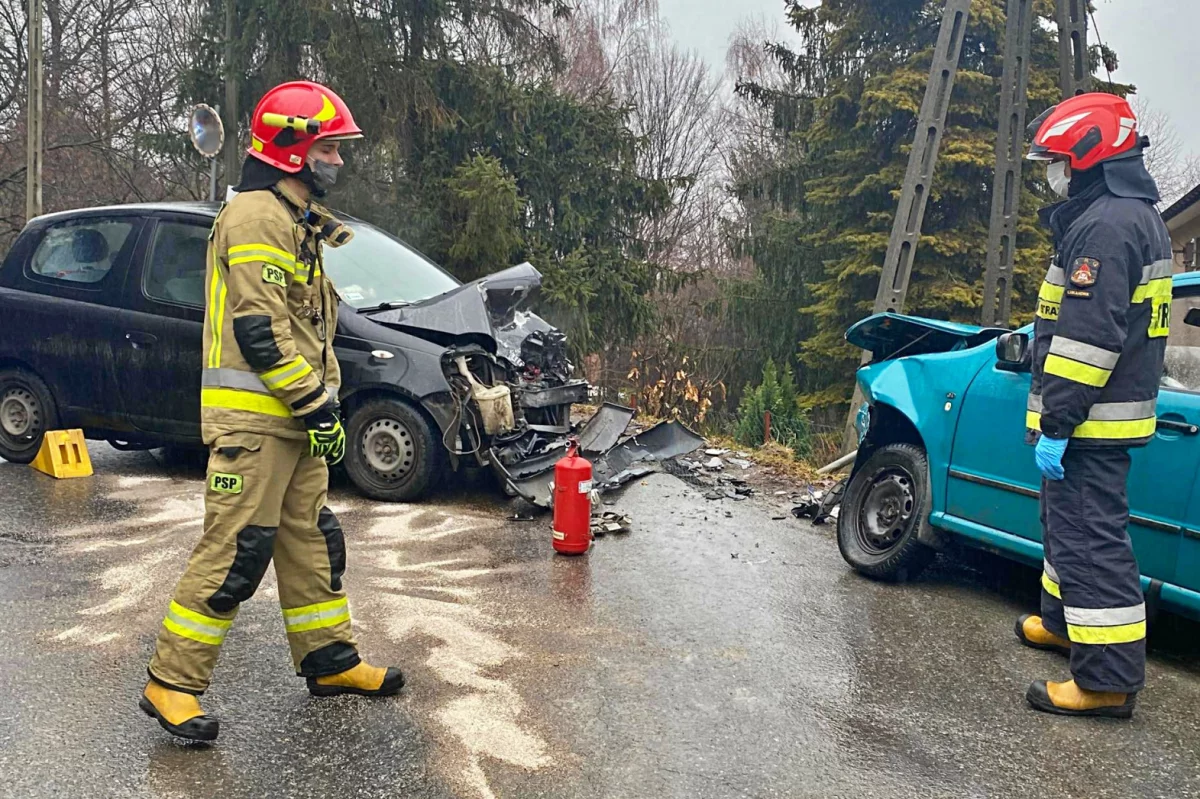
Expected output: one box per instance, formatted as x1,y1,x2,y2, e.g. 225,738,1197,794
247,81,363,173
1026,92,1139,171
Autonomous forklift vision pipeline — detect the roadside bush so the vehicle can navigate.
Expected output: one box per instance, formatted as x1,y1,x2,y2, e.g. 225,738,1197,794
733,360,810,457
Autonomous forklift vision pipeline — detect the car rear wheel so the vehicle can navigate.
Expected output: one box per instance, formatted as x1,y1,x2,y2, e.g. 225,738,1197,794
343,397,442,502
0,368,59,464
837,443,936,582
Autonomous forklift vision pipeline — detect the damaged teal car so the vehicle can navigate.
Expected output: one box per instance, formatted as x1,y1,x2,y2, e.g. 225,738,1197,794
838,271,1200,621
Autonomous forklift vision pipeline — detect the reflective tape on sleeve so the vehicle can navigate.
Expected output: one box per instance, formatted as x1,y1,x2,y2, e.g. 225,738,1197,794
1044,353,1112,388
162,600,232,646
261,356,313,391
228,244,297,273
1043,560,1060,584
282,597,351,634
1048,337,1120,371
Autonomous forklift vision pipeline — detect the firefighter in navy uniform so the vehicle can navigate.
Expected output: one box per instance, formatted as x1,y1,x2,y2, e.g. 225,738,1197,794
139,82,403,742
1015,93,1171,719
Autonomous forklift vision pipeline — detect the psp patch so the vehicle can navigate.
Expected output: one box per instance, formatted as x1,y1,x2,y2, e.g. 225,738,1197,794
1070,257,1100,288
263,264,288,287
209,472,244,495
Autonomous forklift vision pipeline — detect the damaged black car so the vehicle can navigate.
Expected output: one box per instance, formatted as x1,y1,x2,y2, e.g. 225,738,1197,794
0,202,592,502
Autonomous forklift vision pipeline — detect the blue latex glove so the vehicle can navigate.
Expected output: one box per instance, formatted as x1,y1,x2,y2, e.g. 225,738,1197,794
1035,435,1068,481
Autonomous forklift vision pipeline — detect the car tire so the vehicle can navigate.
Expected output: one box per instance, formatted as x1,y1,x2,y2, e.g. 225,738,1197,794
344,397,442,502
0,368,60,464
837,443,936,582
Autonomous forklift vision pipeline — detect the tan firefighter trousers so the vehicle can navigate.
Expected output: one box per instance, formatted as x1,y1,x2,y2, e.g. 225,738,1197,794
148,432,358,694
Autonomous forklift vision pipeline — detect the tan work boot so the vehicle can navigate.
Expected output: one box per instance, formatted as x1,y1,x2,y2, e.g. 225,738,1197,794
139,680,220,741
1026,679,1136,719
307,661,405,697
1015,614,1071,656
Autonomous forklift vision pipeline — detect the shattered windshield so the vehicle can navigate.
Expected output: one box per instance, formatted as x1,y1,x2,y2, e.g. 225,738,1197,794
321,221,460,309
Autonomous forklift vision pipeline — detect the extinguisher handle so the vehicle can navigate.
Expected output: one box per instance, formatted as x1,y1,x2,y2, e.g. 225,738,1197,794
566,434,580,457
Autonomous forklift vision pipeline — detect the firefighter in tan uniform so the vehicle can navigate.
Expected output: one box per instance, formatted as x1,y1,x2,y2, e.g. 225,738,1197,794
140,82,403,742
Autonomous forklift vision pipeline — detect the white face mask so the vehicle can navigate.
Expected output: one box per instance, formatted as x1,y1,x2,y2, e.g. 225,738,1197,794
1047,160,1071,198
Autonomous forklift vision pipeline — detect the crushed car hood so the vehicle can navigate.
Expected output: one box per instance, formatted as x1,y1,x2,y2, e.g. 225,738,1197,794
363,262,560,370
845,312,1008,361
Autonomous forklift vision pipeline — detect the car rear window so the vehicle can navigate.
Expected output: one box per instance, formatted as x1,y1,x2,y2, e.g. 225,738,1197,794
30,219,135,285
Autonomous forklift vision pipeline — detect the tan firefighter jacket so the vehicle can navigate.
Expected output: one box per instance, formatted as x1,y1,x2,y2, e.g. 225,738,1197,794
200,180,353,444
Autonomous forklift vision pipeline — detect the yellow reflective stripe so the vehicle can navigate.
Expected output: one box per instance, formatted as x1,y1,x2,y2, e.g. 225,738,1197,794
1073,417,1156,440
1027,411,1155,441
1039,281,1065,304
1042,572,1061,599
282,598,351,633
206,260,225,369
1067,621,1146,645
201,388,292,418
261,356,313,390
162,601,232,646
1036,281,1062,320
229,243,295,263
1044,353,1111,388
229,253,297,273
1132,277,1172,304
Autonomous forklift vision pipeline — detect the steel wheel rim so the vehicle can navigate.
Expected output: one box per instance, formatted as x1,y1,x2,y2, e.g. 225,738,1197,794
857,466,916,554
362,417,415,478
0,387,40,441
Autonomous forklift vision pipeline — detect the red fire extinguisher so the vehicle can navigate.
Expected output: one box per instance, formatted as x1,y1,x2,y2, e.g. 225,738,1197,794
553,437,592,555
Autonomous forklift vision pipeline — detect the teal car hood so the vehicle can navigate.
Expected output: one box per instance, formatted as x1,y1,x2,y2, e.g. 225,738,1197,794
846,312,1009,361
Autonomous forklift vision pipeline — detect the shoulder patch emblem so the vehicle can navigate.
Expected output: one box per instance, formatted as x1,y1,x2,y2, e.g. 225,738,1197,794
1070,257,1100,288
263,264,288,287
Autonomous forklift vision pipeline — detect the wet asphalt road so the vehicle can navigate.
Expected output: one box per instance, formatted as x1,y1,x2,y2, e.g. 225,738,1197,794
3,447,1200,798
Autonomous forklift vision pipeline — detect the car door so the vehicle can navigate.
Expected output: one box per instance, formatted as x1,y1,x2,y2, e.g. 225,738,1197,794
4,214,144,432
947,281,1200,584
1163,288,1200,593
112,215,210,440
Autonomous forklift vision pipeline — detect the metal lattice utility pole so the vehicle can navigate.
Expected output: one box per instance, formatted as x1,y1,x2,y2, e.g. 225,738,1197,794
1056,0,1092,98
981,0,1035,328
26,0,44,221
842,0,972,451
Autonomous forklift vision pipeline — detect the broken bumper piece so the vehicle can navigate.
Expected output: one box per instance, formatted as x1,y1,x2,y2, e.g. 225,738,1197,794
491,405,705,508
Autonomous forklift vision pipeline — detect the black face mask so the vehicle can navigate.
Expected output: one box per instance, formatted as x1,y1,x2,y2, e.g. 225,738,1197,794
297,161,338,198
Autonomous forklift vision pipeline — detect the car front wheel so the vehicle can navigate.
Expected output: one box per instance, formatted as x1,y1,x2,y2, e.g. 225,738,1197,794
343,397,442,502
0,368,59,464
837,442,936,582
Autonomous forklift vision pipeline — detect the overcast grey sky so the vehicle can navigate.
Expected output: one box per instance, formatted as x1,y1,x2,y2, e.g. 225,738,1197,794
658,0,1200,155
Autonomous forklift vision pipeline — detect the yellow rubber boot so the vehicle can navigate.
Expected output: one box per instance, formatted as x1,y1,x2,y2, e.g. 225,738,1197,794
1026,679,1136,719
139,681,220,741
308,661,405,697
1015,614,1070,656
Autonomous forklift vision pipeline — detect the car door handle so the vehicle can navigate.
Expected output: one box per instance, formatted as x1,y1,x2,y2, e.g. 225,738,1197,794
1156,418,1198,435
125,331,158,349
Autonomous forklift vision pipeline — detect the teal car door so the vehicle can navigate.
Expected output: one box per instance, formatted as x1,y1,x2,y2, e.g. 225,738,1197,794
946,276,1200,583
1163,289,1200,593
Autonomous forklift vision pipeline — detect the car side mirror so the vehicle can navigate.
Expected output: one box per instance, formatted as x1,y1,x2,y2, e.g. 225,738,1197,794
996,332,1031,373
1186,307,1200,328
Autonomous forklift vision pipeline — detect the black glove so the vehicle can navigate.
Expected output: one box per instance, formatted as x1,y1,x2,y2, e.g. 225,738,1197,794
301,398,346,465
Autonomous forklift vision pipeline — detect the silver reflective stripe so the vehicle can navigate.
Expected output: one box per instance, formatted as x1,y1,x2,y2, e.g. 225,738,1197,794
1140,259,1173,284
202,368,271,394
1028,394,1043,413
1046,264,1066,286
1043,559,1059,584
1049,337,1120,370
166,607,229,642
1087,399,1158,421
263,358,309,389
1063,603,1145,627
